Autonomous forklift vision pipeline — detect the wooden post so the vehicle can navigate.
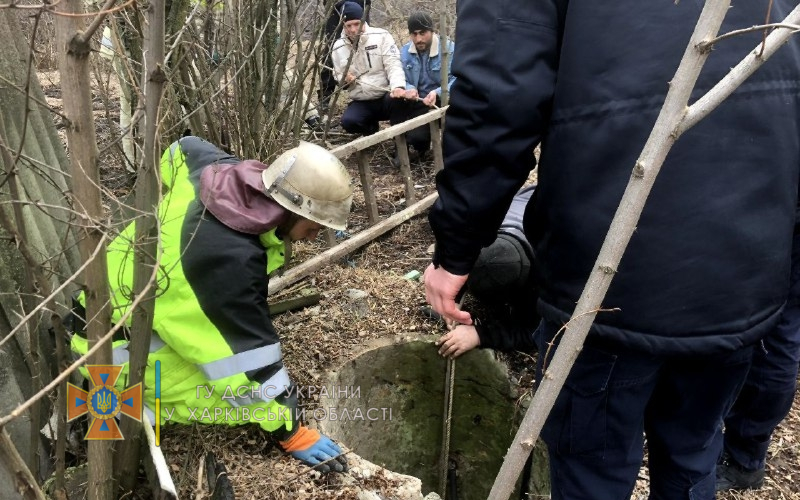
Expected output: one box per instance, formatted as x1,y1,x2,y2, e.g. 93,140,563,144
324,228,337,248
394,135,416,204
357,150,380,224
429,119,444,173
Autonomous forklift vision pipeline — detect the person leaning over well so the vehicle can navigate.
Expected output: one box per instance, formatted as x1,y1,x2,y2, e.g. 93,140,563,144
71,137,352,473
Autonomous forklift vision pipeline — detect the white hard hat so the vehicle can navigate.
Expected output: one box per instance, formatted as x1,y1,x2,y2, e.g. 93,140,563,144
262,142,353,231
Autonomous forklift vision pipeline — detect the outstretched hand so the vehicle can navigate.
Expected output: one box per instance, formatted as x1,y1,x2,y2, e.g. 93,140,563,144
423,263,472,325
436,325,480,358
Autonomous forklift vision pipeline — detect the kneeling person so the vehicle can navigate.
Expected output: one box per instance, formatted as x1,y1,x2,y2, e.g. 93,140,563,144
71,137,352,472
331,2,406,136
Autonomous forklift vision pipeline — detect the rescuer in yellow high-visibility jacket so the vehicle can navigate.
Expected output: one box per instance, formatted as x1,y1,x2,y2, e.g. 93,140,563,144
71,136,352,472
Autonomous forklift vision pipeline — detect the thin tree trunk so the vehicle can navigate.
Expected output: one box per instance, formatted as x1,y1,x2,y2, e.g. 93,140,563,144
0,429,46,500
54,1,115,498
114,0,167,493
438,0,449,107
50,315,69,499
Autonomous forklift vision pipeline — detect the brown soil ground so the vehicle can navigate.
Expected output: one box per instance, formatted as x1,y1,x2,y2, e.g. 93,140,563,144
38,69,800,500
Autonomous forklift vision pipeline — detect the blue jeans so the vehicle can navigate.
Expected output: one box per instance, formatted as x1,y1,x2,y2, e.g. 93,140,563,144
535,322,754,500
723,226,800,471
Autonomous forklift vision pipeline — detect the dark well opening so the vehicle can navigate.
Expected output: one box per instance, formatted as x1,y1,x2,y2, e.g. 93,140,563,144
318,339,546,500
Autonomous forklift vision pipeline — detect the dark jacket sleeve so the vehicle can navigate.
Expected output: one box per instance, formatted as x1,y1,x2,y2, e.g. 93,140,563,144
474,315,537,353
429,0,563,274
473,285,540,353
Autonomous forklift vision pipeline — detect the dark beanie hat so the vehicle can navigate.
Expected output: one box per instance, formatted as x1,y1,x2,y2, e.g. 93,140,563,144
341,2,364,22
466,233,531,304
408,11,434,32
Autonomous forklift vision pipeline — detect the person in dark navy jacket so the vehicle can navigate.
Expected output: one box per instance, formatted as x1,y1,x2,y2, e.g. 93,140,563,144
717,219,800,491
423,2,800,499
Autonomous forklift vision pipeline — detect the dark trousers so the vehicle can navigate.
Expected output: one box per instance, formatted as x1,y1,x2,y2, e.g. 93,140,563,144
394,98,438,152
534,321,754,500
340,94,404,135
723,226,800,471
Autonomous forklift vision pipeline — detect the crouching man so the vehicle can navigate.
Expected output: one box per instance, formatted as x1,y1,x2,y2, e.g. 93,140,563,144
71,137,352,472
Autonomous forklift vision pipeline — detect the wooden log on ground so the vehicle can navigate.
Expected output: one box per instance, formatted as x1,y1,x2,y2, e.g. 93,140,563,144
268,192,439,295
268,291,321,316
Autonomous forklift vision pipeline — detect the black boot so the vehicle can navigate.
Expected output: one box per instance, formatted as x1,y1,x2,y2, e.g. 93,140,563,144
304,115,322,130
716,452,765,491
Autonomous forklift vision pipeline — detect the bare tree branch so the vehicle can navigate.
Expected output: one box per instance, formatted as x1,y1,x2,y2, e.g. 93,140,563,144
682,3,800,132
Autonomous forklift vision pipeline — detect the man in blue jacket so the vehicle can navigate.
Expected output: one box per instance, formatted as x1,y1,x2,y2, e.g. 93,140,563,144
395,11,455,163
423,2,800,499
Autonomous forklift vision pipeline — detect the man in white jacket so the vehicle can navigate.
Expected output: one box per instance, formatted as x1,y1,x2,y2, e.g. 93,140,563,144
331,2,407,135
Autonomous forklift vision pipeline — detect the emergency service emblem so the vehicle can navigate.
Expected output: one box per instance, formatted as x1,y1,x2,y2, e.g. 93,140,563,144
67,365,142,440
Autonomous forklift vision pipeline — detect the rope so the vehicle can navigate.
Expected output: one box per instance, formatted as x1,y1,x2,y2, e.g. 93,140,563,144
438,295,465,498
439,356,455,498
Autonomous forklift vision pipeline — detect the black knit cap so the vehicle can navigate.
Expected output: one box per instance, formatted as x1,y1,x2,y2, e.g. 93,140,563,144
340,1,364,22
466,233,531,304
408,11,434,32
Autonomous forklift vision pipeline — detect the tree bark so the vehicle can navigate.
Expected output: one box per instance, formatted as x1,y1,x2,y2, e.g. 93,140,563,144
0,8,83,493
114,0,167,492
0,429,46,500
54,1,115,498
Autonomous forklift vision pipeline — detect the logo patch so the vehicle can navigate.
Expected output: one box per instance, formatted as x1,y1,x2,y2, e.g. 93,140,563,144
67,365,142,440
